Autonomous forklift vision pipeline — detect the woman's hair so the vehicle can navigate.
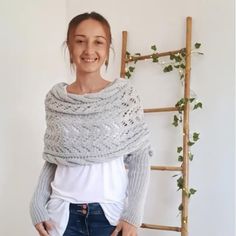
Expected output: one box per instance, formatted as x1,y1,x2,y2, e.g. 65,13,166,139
63,11,112,70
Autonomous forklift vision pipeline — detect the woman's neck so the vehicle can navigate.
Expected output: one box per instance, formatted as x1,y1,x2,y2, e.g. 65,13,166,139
69,72,111,94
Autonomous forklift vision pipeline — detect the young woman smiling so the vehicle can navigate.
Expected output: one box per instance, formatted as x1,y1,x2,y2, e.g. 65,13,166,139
30,12,154,236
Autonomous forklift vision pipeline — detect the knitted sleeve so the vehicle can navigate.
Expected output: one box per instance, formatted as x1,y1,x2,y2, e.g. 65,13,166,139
120,143,153,227
29,161,57,226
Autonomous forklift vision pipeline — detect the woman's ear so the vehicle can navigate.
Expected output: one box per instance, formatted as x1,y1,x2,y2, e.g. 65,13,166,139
67,42,74,63
70,54,73,63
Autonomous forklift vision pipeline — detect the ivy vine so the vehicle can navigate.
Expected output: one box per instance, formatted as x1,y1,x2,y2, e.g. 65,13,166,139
125,43,203,214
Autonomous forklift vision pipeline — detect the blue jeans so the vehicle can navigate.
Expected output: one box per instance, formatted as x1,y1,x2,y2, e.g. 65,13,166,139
63,202,122,236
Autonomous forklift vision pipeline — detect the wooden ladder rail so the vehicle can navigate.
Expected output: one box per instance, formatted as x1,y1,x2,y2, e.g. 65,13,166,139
120,17,192,236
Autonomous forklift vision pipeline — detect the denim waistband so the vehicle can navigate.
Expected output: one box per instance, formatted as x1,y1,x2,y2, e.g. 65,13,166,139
69,202,104,215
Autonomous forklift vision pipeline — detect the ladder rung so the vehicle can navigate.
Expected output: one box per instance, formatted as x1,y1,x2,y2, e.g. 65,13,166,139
151,165,182,171
144,107,178,113
141,223,181,232
126,48,184,63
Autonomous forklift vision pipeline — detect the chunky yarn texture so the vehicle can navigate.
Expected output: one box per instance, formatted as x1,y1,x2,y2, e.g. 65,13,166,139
43,77,152,165
30,77,154,228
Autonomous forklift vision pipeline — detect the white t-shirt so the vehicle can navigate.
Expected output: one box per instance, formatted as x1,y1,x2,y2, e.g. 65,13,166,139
46,156,128,235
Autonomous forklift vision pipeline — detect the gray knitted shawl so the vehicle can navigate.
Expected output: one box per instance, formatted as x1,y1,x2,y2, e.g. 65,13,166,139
42,77,151,166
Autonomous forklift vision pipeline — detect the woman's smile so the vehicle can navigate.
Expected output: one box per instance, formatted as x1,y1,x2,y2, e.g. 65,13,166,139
81,57,98,63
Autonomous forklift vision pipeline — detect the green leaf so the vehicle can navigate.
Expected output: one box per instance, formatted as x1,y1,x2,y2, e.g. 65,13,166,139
163,65,173,72
190,188,197,195
177,176,183,190
129,66,135,72
134,53,141,56
189,98,195,103
152,54,159,62
153,58,159,62
188,141,195,146
163,67,169,72
193,132,200,141
189,152,194,161
126,51,130,56
125,71,131,78
174,65,180,68
195,43,201,49
175,55,182,62
177,146,183,153
172,120,178,127
172,174,179,178
181,50,186,57
178,98,185,105
151,45,157,51
172,115,179,127
178,203,183,211
175,98,185,111
180,64,186,69
169,65,173,71
170,54,175,60
193,102,203,110
174,115,179,122
178,155,183,162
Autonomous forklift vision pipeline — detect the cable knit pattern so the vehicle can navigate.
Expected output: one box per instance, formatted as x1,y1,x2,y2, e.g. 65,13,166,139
43,77,152,165
30,77,154,227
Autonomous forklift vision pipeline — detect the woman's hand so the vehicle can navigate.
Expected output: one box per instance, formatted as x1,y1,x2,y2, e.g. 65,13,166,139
35,221,53,236
111,220,138,236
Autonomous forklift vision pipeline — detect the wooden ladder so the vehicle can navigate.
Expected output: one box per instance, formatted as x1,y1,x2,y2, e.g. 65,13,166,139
120,17,192,236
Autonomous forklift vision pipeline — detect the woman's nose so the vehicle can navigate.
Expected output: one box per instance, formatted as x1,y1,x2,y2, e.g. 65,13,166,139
84,42,94,54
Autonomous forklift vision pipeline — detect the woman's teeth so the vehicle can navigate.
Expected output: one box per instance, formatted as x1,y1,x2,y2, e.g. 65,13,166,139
82,58,97,62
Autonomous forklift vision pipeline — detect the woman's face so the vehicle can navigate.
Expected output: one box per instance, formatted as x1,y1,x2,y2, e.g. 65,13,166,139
70,19,109,75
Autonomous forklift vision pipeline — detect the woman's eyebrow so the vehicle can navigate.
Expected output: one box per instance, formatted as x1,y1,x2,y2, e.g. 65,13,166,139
74,34,107,40
95,36,107,40
74,34,86,37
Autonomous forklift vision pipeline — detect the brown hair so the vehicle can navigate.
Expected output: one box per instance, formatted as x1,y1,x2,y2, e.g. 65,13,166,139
63,11,112,70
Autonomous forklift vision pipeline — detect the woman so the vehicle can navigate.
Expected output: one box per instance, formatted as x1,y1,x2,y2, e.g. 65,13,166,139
30,12,154,236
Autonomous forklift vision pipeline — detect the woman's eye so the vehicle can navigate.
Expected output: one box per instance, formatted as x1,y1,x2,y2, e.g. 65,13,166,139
96,41,104,45
76,40,84,43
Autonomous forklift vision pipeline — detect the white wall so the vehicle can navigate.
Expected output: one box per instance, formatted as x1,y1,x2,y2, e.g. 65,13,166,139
0,0,234,235
0,0,67,235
